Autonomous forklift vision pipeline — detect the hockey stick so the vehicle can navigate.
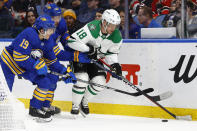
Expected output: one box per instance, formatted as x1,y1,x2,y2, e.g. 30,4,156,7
98,58,172,101
48,71,154,97
75,78,170,101
92,59,192,121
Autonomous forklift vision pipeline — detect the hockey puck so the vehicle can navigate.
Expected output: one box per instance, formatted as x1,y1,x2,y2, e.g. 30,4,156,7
162,119,168,122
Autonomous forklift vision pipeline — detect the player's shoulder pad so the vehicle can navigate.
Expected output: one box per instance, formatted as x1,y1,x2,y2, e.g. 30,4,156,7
87,20,101,39
107,29,122,44
59,18,66,27
56,18,67,33
18,27,38,41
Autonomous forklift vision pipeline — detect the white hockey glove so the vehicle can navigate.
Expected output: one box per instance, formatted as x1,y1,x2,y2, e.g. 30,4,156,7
31,50,43,60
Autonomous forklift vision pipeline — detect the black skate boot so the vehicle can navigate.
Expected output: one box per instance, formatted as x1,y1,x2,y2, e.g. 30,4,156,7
79,97,89,116
70,104,79,115
42,106,61,115
29,106,52,122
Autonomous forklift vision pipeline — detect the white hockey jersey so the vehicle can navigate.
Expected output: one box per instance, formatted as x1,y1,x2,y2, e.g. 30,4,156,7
68,20,123,65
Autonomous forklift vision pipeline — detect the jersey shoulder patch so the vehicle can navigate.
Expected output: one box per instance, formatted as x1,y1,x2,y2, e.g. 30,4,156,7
107,29,122,43
87,20,101,39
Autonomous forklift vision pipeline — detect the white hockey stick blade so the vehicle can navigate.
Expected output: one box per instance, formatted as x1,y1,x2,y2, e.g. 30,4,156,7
176,115,192,121
159,91,173,101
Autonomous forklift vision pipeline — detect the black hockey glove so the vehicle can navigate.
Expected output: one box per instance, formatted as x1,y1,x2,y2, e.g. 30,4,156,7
87,43,97,60
110,63,122,76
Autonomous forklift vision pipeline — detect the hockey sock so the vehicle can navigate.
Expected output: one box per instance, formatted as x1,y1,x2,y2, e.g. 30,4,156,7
30,87,48,109
72,85,86,107
43,90,54,108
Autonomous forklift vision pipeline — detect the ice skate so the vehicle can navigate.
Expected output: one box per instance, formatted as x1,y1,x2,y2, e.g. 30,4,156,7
42,106,61,115
29,106,52,123
70,104,80,119
79,97,89,117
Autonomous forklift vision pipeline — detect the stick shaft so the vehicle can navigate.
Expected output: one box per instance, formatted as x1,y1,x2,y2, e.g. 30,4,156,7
96,59,177,119
49,70,153,97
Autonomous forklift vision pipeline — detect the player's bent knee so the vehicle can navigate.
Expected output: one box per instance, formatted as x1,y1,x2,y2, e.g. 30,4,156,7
90,75,106,92
73,85,86,94
49,84,57,91
35,76,52,90
75,72,89,87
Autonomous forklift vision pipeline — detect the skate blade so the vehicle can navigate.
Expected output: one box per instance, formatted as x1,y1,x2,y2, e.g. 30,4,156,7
30,115,53,123
79,108,88,118
70,114,80,119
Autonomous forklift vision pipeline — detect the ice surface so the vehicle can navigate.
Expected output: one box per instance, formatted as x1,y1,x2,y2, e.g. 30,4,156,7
21,111,197,131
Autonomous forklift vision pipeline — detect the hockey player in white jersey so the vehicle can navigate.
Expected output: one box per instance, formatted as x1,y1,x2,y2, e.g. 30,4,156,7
67,9,122,116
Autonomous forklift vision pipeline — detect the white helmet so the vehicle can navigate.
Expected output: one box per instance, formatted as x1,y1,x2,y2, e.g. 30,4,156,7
102,9,121,25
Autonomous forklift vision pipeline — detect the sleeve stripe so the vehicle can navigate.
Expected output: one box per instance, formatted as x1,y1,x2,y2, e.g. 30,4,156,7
53,45,59,50
74,51,79,62
1,49,24,74
34,59,46,70
45,58,57,66
13,50,30,61
53,45,61,56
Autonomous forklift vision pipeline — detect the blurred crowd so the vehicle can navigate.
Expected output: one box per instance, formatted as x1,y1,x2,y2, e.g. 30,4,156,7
0,0,197,39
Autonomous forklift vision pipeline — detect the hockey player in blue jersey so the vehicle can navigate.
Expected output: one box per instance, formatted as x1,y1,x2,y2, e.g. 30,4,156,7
41,3,91,115
0,15,77,122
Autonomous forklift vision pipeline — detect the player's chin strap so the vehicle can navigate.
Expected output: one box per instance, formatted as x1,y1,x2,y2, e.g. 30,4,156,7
91,58,192,121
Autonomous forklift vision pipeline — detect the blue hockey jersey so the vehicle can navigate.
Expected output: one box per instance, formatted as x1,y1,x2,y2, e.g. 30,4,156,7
1,27,65,75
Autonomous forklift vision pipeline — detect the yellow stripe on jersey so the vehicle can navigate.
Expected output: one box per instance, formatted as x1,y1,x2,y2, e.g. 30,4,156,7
1,48,25,74
53,45,61,56
45,58,57,66
74,51,79,62
34,59,46,70
13,50,29,61
55,49,61,56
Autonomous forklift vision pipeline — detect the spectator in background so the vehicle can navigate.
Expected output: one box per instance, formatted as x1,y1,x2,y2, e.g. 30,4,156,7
70,0,83,16
63,9,84,35
177,0,197,38
22,9,38,28
0,0,14,38
119,8,140,39
12,0,31,12
138,6,161,28
129,15,140,39
4,0,12,9
162,0,181,27
94,8,104,20
108,0,123,12
137,6,161,38
154,5,170,26
119,8,125,38
187,0,197,38
78,0,100,24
